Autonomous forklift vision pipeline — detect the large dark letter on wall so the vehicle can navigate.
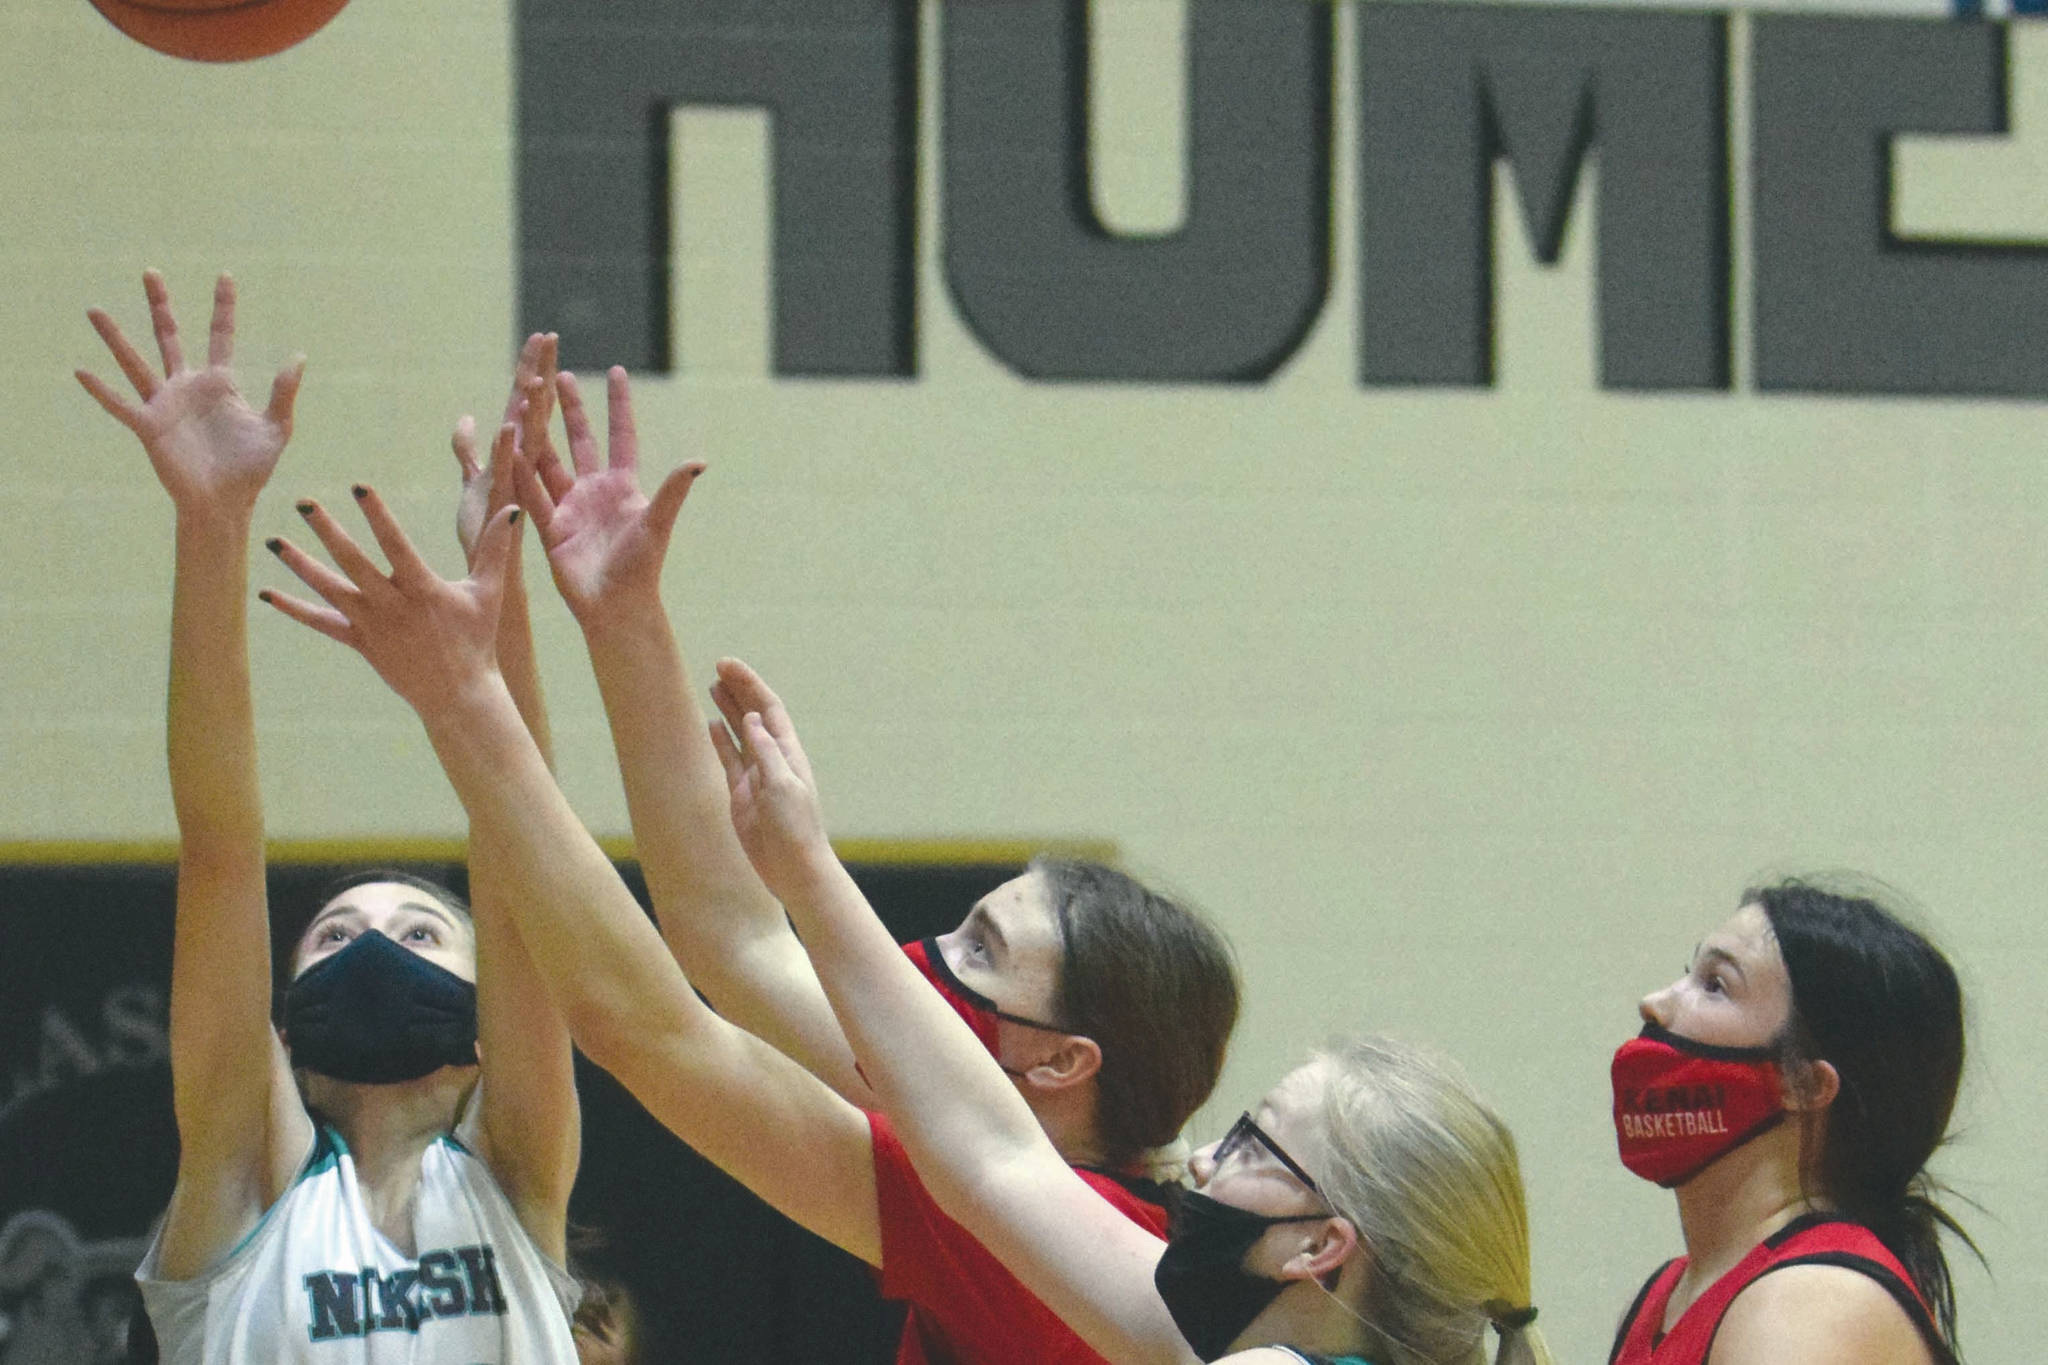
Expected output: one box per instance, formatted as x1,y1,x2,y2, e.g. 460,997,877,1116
1359,4,1727,390
516,0,917,376
943,0,1331,382
1753,18,2048,396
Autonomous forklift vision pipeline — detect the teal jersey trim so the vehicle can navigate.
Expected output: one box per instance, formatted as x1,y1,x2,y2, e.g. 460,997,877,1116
219,1126,342,1264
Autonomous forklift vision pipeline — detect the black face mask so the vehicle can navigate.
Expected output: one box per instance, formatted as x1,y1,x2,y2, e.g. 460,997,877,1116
285,930,478,1084
1153,1191,1329,1361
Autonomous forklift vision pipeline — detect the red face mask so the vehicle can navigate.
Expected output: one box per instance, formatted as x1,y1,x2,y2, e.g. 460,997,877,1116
1612,1025,1786,1187
902,937,1066,1068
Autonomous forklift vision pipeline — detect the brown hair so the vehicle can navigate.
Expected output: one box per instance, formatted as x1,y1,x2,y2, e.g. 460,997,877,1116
1033,857,1240,1167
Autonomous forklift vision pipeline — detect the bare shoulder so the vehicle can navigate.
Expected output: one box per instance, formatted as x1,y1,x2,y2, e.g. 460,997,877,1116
1710,1262,1935,1365
1219,1350,1309,1365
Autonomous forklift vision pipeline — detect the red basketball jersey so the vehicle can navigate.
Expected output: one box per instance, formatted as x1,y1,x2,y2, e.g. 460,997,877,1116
870,1112,1174,1365
1608,1214,1954,1365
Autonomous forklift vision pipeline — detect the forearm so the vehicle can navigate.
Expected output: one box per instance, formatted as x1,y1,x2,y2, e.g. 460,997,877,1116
580,609,820,1005
420,676,704,1059
493,577,553,768
779,855,1049,1195
167,507,264,848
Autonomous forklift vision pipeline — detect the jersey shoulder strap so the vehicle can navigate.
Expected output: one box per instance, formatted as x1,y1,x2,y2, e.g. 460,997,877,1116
1614,1216,1956,1365
1609,1257,1684,1365
1715,1216,1956,1365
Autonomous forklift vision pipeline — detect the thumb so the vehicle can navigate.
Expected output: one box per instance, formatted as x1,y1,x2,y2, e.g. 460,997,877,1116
266,356,307,435
647,463,706,543
472,505,523,601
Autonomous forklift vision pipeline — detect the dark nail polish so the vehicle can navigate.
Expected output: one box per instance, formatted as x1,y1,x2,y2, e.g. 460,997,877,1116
257,590,273,604
351,484,368,500
295,500,314,516
264,538,283,554
508,509,522,525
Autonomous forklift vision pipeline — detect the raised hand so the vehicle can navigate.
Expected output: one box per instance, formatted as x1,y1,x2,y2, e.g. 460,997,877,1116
76,271,304,517
708,658,836,897
454,332,556,569
513,366,704,627
260,484,521,719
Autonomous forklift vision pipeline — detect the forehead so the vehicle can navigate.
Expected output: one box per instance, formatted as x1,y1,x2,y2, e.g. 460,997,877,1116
972,872,1059,944
1250,1061,1330,1150
305,881,466,934
1702,903,1781,972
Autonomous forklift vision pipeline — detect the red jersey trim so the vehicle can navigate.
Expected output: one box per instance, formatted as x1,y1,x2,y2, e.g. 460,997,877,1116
1608,1215,1955,1365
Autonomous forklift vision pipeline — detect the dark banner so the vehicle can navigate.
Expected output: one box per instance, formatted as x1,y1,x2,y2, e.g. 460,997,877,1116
0,856,1024,1364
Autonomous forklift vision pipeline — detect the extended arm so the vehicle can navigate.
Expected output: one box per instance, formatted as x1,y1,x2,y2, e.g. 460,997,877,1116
77,272,312,1280
262,497,883,1264
449,340,578,1259
516,368,870,1101
711,667,1199,1365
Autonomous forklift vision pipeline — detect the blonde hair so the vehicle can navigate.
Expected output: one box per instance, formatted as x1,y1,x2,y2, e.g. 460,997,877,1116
1312,1037,1554,1365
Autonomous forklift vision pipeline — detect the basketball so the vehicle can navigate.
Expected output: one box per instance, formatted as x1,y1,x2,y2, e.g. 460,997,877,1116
86,0,351,63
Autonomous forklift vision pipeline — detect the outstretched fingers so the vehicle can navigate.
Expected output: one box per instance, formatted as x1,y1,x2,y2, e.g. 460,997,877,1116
258,585,354,646
521,374,573,502
605,366,638,472
557,370,601,477
207,273,236,369
511,434,559,535
350,485,436,589
85,307,160,400
452,414,482,482
294,498,394,597
265,532,358,615
143,269,185,377
486,419,518,518
713,658,813,785
74,368,142,432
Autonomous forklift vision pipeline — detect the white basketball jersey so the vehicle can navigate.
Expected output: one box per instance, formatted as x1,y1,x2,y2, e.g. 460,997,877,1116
138,1126,579,1364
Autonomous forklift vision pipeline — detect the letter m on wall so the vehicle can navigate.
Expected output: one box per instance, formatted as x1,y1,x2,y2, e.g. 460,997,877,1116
1358,4,1728,390
515,0,917,376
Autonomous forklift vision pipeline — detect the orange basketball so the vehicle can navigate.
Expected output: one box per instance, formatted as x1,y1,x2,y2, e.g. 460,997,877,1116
87,0,352,63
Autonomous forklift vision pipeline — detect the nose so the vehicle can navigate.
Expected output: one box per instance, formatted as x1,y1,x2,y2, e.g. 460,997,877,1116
1188,1140,1218,1188
1639,982,1676,1029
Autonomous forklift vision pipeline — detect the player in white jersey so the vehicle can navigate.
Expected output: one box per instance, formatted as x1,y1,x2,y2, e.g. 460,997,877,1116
76,274,580,1363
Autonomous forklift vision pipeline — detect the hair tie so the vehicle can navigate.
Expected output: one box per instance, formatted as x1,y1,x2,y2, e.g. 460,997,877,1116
1484,1301,1538,1332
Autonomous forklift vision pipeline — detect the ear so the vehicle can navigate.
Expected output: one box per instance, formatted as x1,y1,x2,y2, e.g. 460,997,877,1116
1784,1057,1840,1113
1279,1215,1361,1289
1016,1032,1103,1093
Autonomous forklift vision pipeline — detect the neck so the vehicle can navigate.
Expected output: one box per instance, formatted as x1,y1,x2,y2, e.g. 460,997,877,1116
1237,1277,1374,1362
1672,1123,1819,1287
302,1066,476,1183
1027,1086,1110,1170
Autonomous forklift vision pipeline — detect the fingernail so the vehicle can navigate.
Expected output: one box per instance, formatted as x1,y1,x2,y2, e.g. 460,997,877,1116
295,500,315,517
508,509,522,525
257,590,274,604
264,537,283,555
351,484,368,500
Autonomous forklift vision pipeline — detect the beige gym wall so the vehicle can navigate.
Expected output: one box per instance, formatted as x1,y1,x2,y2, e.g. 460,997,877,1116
2,0,2036,1357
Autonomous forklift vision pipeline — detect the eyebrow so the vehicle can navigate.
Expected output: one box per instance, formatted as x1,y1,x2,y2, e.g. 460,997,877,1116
308,899,462,936
976,903,1011,961
1694,944,1746,982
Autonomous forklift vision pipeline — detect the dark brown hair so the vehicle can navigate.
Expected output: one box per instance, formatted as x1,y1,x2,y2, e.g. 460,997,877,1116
1748,878,1978,1350
1033,857,1240,1167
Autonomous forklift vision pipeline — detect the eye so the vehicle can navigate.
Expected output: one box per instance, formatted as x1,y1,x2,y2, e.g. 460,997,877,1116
317,925,349,945
403,925,439,945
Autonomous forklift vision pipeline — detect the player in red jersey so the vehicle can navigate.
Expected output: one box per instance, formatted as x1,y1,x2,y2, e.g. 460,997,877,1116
704,679,1555,1365
259,371,1239,1365
1607,881,1973,1365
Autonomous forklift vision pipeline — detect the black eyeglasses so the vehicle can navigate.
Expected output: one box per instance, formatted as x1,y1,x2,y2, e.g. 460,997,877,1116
1209,1112,1322,1195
